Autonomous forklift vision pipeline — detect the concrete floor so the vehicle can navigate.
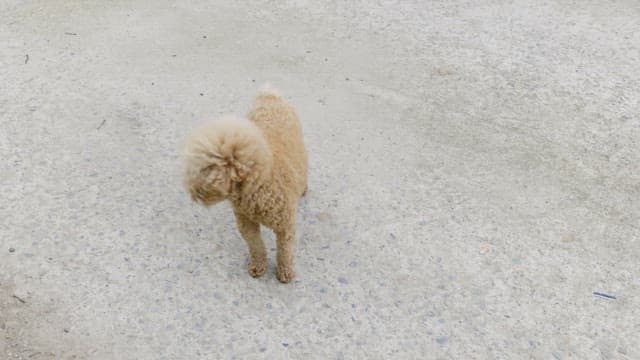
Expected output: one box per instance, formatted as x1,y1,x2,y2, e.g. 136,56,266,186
1,0,639,359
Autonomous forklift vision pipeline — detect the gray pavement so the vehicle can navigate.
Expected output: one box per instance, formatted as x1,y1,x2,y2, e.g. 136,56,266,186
1,1,639,359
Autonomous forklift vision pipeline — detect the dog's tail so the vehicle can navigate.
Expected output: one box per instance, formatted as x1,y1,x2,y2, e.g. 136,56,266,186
257,82,281,98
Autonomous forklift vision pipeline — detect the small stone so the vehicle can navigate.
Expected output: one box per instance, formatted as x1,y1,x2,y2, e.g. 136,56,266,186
316,212,330,221
200,93,204,96
436,336,448,345
282,343,289,347
479,243,490,254
562,233,576,243
338,277,348,284
433,68,453,76
9,248,15,253
63,328,70,333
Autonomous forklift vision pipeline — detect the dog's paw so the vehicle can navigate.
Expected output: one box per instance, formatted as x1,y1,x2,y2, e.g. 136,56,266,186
276,265,294,283
248,260,267,278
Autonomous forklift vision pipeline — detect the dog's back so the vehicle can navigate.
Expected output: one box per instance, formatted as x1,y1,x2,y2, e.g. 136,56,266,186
247,85,307,197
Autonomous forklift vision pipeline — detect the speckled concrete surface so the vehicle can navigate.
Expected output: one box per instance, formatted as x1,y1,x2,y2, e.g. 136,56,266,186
1,1,639,359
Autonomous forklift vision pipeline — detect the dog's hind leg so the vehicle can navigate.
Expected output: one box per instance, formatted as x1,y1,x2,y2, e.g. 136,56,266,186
235,212,267,278
275,225,296,283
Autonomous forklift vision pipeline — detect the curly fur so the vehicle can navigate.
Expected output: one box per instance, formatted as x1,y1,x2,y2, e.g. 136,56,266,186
184,85,308,283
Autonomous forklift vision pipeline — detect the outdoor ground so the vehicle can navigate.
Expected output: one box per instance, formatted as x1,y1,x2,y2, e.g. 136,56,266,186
1,1,639,359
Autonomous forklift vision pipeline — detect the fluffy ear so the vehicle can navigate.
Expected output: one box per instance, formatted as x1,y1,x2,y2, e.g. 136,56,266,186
183,153,233,204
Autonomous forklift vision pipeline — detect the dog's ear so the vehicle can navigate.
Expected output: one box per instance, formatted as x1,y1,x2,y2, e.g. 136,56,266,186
217,129,270,183
184,159,233,204
201,162,233,193
224,152,250,182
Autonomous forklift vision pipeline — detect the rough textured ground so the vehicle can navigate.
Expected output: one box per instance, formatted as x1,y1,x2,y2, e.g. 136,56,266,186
1,1,639,359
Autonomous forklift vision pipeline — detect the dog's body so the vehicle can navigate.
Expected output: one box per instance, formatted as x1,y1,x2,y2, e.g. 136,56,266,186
184,86,307,283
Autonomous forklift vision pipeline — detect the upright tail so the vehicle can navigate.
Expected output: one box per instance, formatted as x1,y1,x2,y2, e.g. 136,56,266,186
257,83,281,98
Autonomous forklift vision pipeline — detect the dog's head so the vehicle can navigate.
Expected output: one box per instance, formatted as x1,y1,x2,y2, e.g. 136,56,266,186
183,116,271,206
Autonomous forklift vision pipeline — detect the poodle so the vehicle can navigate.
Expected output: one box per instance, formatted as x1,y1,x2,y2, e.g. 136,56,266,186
183,85,308,283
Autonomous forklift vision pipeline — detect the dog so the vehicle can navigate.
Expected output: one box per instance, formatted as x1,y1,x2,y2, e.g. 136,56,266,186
183,85,307,283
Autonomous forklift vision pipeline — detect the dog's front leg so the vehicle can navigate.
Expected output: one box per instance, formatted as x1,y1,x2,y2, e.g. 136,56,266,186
275,225,296,283
234,212,267,278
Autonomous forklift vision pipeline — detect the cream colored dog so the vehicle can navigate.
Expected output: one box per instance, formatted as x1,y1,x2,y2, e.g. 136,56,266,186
183,85,307,283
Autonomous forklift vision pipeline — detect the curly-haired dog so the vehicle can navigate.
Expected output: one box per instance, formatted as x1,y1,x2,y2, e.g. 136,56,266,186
183,85,307,283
